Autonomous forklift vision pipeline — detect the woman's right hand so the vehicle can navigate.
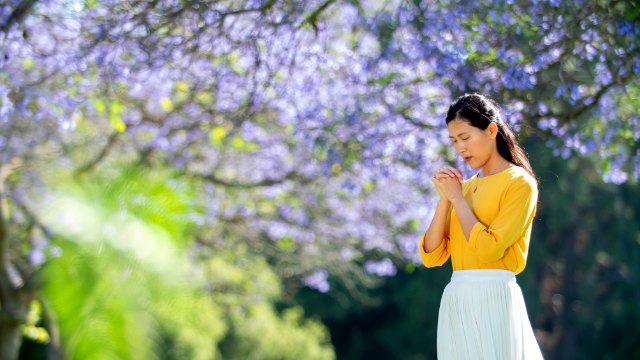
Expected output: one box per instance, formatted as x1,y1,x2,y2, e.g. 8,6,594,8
431,167,463,200
433,167,464,183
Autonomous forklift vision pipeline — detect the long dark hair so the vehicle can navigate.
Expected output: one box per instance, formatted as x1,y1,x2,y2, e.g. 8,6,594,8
445,93,535,178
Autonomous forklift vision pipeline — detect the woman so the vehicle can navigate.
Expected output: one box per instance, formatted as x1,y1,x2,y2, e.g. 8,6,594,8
420,93,543,359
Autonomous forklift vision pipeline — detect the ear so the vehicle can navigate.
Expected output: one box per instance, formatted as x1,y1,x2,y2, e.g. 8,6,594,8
487,122,499,140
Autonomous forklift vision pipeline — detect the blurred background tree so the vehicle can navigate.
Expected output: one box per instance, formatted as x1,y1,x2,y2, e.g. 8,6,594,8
0,0,638,359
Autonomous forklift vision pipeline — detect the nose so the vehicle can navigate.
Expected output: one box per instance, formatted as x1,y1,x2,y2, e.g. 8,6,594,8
454,142,466,155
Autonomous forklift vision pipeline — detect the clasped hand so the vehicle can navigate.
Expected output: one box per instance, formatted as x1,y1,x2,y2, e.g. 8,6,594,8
432,167,464,203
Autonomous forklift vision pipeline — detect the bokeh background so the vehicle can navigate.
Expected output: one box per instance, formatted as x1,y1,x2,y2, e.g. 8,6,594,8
1,0,639,359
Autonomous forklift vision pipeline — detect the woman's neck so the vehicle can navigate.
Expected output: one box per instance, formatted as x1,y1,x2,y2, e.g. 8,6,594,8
480,155,512,178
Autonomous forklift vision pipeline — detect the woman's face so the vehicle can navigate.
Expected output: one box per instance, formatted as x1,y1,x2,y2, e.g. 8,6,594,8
447,118,497,170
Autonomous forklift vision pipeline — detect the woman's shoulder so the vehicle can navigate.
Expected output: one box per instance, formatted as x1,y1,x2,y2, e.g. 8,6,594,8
503,166,538,194
508,165,536,183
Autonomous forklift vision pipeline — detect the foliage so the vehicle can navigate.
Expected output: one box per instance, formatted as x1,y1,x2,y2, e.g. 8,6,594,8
520,137,640,359
28,168,334,359
221,305,333,360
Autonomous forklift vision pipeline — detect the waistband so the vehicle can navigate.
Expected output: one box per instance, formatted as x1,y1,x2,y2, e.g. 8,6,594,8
451,269,516,282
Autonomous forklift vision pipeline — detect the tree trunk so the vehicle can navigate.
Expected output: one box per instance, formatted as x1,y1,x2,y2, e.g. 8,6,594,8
0,287,29,360
0,192,29,359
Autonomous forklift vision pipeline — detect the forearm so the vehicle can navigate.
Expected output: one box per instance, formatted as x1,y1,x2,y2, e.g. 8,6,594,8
450,196,478,242
422,199,451,252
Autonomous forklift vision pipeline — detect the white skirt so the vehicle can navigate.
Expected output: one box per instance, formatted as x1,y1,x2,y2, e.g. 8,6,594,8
437,270,544,360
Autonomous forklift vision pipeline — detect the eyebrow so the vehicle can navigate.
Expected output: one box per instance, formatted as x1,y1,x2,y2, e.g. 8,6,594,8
449,132,469,139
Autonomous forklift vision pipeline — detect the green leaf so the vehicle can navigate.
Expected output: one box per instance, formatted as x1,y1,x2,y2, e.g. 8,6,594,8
160,97,174,112
231,136,245,149
603,158,611,174
85,0,99,9
175,80,190,93
368,72,401,87
278,236,297,252
108,99,126,132
228,50,245,75
363,180,374,194
196,91,214,104
210,126,227,148
92,98,106,113
407,219,420,233
245,141,259,153
404,261,416,273
23,58,34,70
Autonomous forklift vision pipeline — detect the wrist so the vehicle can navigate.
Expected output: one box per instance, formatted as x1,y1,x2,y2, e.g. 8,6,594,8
449,195,466,207
437,197,451,207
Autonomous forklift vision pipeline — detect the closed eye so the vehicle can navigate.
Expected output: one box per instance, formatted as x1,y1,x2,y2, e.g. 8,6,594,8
451,137,469,143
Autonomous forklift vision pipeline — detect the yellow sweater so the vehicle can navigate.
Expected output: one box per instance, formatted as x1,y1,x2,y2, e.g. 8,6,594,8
419,166,538,275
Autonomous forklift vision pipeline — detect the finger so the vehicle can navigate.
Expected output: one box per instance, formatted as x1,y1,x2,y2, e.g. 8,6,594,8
442,167,461,183
438,168,452,177
434,169,451,179
441,176,462,188
443,168,457,178
451,168,464,184
441,176,459,185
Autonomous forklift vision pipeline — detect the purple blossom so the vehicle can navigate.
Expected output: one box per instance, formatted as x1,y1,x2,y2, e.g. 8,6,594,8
364,258,397,277
603,168,628,184
504,66,534,90
0,86,14,121
303,269,330,293
616,20,635,36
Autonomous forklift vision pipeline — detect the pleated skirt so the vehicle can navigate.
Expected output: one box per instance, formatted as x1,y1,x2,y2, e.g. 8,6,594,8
437,270,544,360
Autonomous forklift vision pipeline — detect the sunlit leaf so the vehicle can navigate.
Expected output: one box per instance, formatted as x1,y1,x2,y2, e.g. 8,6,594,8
195,91,214,104
92,98,106,113
85,0,99,9
23,58,34,70
231,136,246,150
160,97,174,112
210,126,227,148
108,99,126,132
279,236,297,252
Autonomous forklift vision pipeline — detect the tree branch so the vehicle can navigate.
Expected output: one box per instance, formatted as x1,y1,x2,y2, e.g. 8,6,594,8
560,70,635,123
9,194,53,288
564,82,615,122
74,132,120,177
199,169,313,188
302,0,337,32
219,0,278,17
380,96,436,129
0,184,10,305
0,0,39,32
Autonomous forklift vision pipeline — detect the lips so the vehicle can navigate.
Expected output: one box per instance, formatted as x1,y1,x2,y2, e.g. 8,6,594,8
463,156,472,162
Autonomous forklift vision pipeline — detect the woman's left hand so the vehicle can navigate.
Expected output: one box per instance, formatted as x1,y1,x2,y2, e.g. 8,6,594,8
433,174,464,203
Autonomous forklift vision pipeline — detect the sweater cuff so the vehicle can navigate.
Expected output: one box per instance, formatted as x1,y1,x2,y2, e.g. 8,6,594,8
420,234,446,258
467,222,486,250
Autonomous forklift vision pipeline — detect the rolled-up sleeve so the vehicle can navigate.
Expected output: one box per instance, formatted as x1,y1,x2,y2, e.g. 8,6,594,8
467,178,537,263
419,233,450,267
